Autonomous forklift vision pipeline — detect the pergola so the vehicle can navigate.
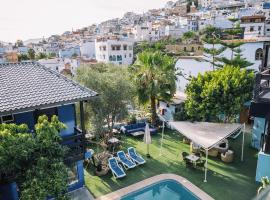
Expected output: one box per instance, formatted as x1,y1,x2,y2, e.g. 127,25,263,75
169,121,245,182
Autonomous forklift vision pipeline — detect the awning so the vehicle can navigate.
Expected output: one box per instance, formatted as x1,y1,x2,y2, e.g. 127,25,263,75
169,121,243,150
169,121,245,182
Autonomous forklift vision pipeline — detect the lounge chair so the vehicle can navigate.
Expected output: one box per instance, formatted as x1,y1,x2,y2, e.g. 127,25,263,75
117,151,136,169
108,157,126,179
127,147,146,165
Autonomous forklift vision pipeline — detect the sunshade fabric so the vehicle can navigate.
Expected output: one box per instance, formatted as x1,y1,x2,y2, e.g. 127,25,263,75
144,123,152,144
169,121,242,149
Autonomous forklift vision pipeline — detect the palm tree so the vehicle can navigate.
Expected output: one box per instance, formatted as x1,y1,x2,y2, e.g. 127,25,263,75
130,51,177,125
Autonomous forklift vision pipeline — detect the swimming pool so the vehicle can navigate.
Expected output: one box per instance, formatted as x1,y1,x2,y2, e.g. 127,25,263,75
120,179,199,200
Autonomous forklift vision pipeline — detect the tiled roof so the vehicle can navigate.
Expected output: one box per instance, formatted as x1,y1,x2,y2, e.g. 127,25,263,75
0,62,97,115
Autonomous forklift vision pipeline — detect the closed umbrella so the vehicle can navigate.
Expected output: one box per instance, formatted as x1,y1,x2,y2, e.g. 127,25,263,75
144,123,152,158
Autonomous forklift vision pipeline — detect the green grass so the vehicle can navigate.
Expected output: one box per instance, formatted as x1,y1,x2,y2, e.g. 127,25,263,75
85,129,259,200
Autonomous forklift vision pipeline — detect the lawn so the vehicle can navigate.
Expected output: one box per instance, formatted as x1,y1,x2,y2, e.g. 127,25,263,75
85,129,259,200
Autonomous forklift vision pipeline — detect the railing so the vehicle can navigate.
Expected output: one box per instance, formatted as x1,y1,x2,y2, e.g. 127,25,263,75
62,127,86,164
253,69,270,102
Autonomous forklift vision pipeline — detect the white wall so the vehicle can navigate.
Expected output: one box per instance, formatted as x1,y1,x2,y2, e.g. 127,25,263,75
95,39,134,65
80,41,96,59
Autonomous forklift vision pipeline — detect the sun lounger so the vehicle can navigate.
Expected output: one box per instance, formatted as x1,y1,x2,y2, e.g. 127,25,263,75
127,147,146,165
117,151,136,169
108,157,126,179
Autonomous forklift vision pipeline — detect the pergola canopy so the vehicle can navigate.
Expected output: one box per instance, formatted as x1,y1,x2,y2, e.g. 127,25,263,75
169,121,243,150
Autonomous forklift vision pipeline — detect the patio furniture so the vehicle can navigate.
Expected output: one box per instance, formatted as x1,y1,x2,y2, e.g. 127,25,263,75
221,150,234,163
195,152,201,158
184,158,194,168
182,152,189,159
130,131,145,137
215,139,229,153
117,151,136,169
190,142,200,153
108,157,126,179
203,148,219,157
196,160,206,170
127,147,146,165
186,154,200,163
108,137,120,154
183,137,191,144
120,122,157,135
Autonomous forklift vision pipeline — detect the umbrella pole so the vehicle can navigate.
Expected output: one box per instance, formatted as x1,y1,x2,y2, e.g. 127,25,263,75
147,144,150,158
159,120,165,156
204,149,208,183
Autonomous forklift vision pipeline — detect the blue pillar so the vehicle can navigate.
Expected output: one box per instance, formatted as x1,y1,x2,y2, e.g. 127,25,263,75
256,151,270,182
251,117,266,149
0,182,19,200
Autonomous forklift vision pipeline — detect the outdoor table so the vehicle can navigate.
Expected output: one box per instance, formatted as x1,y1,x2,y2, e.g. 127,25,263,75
186,154,200,162
108,137,120,154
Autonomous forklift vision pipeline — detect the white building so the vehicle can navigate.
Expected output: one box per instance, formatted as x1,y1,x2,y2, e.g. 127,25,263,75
198,0,213,9
95,36,134,66
132,23,161,42
80,40,96,59
240,15,265,39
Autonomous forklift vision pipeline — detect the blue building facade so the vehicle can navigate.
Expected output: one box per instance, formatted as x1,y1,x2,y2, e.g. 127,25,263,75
0,104,84,199
0,62,97,200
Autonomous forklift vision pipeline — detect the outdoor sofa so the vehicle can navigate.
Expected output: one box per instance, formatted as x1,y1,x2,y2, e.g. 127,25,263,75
120,122,157,135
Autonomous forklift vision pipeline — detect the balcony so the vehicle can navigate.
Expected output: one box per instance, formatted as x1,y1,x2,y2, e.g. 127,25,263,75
250,69,270,118
62,127,86,164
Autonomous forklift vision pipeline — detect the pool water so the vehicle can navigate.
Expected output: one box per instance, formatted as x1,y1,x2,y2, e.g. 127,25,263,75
121,179,199,200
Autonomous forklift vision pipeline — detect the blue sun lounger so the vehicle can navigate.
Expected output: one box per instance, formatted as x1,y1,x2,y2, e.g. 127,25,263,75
117,151,136,169
108,157,126,179
127,147,146,165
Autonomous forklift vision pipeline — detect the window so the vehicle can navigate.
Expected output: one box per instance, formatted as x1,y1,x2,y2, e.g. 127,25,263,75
123,45,127,50
255,48,263,60
128,46,133,50
67,163,79,185
129,53,132,57
112,55,116,61
1,114,14,123
191,47,194,52
103,46,106,51
109,55,113,61
184,46,187,51
258,26,262,31
250,26,254,32
116,45,121,51
117,55,122,61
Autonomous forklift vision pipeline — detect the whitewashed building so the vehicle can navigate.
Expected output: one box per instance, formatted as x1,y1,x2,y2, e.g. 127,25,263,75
95,36,133,65
80,40,96,59
240,15,266,39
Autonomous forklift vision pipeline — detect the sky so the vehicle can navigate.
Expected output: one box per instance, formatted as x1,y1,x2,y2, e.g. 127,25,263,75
0,0,169,43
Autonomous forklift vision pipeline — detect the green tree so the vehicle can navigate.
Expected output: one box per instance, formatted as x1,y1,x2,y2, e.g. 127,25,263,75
36,52,48,60
0,115,69,200
27,48,36,60
185,66,254,122
76,63,134,134
130,51,177,125
202,26,226,69
18,54,30,62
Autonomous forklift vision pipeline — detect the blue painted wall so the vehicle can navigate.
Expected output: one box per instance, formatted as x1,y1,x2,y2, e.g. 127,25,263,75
14,111,35,131
58,104,76,137
256,151,270,182
0,182,19,200
251,117,266,150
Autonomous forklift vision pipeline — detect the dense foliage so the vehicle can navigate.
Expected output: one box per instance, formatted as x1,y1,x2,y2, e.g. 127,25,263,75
130,51,177,125
185,66,254,122
0,115,69,200
76,63,134,134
